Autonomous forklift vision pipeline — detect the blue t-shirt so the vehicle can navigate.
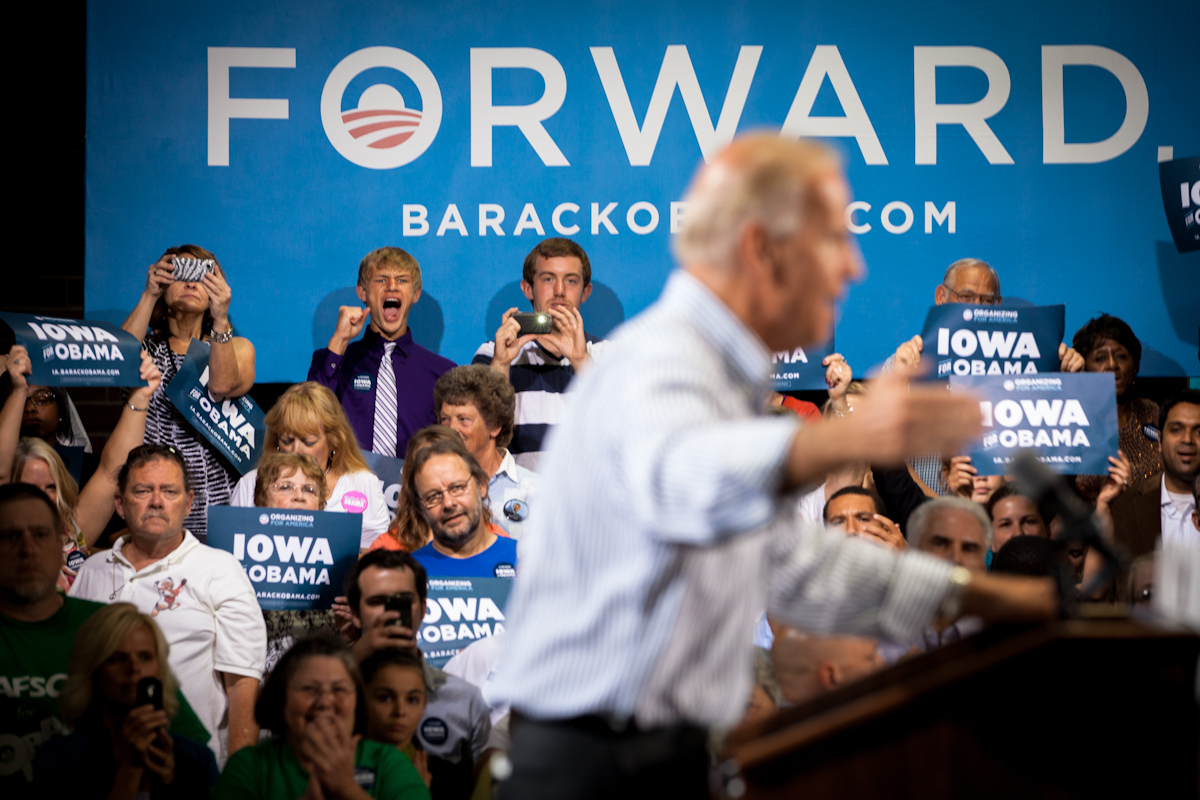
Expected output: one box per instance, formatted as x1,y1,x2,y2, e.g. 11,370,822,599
413,533,518,578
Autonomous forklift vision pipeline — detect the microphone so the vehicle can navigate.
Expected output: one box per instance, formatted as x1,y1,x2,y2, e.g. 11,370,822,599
1010,450,1126,614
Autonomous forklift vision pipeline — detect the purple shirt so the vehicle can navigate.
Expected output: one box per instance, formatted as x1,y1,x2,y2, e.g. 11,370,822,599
308,328,455,456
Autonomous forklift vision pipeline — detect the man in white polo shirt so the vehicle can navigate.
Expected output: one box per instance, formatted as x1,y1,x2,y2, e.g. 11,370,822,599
70,444,265,766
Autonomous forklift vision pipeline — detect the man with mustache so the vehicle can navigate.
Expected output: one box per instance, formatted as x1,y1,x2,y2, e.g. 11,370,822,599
69,445,266,767
406,436,517,579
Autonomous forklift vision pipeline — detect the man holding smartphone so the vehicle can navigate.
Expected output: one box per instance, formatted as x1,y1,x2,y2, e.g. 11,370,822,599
473,238,608,471
344,550,492,797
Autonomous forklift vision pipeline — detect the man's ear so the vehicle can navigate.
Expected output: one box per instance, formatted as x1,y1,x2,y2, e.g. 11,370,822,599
356,284,368,305
520,280,534,303
580,283,593,305
934,284,949,305
479,479,489,502
735,223,772,282
817,661,840,691
114,492,125,520
410,286,422,306
417,600,427,625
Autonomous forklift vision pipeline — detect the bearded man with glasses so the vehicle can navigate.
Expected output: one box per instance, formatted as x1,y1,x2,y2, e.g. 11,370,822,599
404,432,517,580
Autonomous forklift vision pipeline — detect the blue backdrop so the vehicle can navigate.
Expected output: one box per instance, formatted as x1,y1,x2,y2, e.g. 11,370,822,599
85,0,1199,382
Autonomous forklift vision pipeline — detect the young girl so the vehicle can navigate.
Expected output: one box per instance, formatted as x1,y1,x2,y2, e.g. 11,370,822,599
361,648,432,790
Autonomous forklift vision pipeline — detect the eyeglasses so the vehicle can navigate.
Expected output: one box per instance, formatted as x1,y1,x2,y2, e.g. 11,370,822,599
943,285,1002,306
25,390,57,408
420,479,473,510
271,481,320,496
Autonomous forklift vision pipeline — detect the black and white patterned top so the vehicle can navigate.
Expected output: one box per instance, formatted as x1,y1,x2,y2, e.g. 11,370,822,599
142,334,236,541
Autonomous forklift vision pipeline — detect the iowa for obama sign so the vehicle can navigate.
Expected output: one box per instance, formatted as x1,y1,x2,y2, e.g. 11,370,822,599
0,312,147,387
165,340,265,475
951,373,1118,476
769,339,835,392
418,577,512,668
208,505,362,610
921,304,1064,380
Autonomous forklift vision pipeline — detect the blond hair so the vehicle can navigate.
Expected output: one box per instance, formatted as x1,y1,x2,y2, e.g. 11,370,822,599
12,437,77,535
59,603,180,728
262,382,370,477
357,247,422,292
672,133,841,272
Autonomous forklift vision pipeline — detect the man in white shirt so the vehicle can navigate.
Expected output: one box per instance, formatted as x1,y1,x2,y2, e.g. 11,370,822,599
492,135,1056,799
70,444,265,766
435,364,540,538
1111,392,1200,557
1158,394,1200,545
900,497,991,655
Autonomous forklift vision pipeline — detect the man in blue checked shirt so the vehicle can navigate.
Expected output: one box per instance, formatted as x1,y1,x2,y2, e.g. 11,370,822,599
492,134,1058,800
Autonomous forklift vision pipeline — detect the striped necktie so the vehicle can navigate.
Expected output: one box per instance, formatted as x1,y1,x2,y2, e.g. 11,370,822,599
372,341,398,457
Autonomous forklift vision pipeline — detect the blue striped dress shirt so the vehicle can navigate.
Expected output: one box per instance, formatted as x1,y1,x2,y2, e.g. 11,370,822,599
491,270,956,729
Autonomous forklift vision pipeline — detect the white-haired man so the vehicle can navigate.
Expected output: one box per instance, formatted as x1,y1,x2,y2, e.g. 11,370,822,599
491,135,1056,799
896,497,994,654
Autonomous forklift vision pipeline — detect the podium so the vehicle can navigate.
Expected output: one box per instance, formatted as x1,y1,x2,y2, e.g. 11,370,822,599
722,619,1199,799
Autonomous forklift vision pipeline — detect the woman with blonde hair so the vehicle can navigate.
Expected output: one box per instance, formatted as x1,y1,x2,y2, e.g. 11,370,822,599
0,347,162,574
34,603,217,799
229,382,389,549
121,243,257,540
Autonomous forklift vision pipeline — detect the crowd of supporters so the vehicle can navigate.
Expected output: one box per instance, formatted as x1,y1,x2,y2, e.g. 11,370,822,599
2,230,1197,799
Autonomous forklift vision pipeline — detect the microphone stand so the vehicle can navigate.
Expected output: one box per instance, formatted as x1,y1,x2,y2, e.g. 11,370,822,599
1010,450,1128,617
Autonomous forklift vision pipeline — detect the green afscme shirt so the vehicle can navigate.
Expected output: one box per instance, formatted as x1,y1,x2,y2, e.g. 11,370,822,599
212,737,430,800
1,596,209,795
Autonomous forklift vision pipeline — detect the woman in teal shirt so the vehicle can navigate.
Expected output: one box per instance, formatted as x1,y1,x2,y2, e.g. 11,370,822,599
212,635,429,800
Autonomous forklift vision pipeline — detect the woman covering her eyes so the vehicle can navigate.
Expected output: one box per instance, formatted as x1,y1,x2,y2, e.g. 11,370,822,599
210,635,430,800
120,244,257,542
228,382,390,551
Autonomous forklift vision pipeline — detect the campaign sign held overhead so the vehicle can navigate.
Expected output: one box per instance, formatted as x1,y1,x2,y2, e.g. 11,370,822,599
770,338,835,392
208,505,362,610
418,577,512,668
921,304,1064,380
950,373,1118,476
165,340,265,475
1158,155,1200,253
0,312,147,387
